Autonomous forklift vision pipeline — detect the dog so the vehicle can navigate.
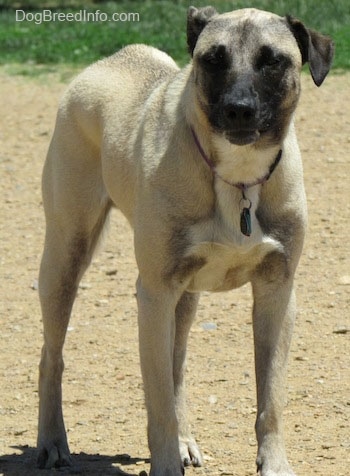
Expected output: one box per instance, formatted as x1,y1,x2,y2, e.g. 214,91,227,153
37,6,334,476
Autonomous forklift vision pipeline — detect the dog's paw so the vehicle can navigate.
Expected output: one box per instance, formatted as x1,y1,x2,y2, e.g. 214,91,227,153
179,437,203,467
257,460,296,476
149,464,185,476
37,442,72,469
257,471,296,476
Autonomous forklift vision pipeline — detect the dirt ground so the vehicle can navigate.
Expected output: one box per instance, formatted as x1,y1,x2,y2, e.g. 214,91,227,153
0,66,349,476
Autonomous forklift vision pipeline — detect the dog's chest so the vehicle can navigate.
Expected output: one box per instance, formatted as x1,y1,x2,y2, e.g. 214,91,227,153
182,205,281,294
184,238,278,293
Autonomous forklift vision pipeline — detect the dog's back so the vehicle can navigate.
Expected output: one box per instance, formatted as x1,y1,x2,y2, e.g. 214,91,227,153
45,45,179,223
54,45,178,150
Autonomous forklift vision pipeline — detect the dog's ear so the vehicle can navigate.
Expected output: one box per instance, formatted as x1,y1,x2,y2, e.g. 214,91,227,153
287,16,334,87
187,6,217,56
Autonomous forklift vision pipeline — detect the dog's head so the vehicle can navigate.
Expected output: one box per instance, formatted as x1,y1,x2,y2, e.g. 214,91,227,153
187,7,334,147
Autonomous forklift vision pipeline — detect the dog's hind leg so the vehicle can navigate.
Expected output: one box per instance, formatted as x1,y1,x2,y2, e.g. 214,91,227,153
37,138,112,469
173,292,203,468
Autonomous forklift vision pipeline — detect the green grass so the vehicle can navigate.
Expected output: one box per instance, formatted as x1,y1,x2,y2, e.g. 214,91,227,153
0,0,349,71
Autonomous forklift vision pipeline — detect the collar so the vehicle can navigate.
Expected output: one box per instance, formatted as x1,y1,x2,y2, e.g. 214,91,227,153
190,126,282,192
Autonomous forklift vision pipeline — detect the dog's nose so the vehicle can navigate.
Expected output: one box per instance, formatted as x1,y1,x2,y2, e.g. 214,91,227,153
223,100,257,129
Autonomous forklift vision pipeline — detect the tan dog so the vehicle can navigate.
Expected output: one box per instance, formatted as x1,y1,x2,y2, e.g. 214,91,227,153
37,7,334,476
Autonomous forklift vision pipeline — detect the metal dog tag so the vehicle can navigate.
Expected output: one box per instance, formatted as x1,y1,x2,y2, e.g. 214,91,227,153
240,207,252,236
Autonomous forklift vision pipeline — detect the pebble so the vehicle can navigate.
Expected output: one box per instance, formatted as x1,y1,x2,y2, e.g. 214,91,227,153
31,279,38,290
338,275,350,285
333,325,349,334
106,269,118,276
79,282,92,289
201,322,217,330
208,394,218,404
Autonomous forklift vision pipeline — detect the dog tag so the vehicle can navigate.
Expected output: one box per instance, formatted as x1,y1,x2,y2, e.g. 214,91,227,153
240,207,252,236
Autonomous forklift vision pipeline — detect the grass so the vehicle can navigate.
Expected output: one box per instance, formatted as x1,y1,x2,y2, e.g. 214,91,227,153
0,0,349,72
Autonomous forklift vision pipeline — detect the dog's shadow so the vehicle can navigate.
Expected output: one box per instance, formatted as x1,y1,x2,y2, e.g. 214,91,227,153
0,446,150,475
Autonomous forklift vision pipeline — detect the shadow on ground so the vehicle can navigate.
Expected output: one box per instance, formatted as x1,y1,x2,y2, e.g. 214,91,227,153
0,446,150,475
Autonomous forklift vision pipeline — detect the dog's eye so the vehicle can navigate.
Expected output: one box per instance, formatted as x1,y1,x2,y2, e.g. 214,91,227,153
264,57,281,67
256,46,283,71
205,54,222,65
201,45,228,69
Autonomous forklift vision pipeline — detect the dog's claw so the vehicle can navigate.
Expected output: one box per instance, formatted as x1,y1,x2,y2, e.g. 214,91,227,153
183,455,200,467
179,438,203,468
257,461,262,474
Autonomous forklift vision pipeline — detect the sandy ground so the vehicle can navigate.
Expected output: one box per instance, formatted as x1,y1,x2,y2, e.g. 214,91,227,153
0,66,349,476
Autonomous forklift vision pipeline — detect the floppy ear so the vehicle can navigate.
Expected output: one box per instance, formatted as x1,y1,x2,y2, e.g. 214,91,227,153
187,6,217,56
287,16,334,87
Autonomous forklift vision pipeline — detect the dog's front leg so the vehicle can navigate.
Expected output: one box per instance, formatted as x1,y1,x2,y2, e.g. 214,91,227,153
174,292,203,468
137,277,184,476
252,269,297,476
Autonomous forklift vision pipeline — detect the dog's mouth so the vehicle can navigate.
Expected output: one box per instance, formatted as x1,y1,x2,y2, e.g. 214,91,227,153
224,120,275,146
225,129,261,146
209,106,274,146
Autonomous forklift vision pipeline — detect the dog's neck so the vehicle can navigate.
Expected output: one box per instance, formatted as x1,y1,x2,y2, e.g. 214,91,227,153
190,126,282,236
191,127,282,192
191,126,282,191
